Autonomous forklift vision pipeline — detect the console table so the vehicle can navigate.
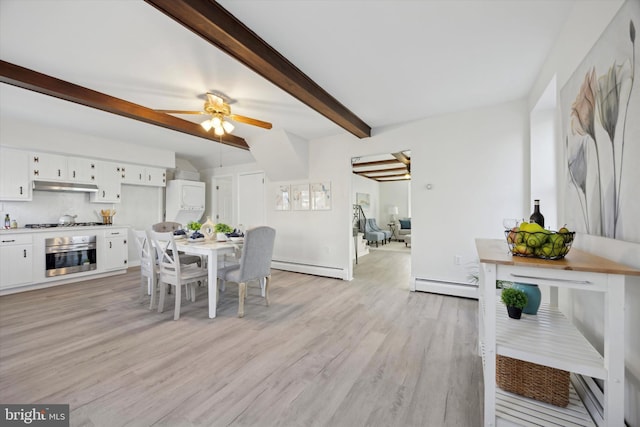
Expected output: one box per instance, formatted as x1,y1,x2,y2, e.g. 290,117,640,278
476,239,640,426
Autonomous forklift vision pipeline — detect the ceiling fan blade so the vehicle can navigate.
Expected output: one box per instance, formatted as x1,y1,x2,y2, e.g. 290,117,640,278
155,109,206,115
229,114,273,129
392,152,410,165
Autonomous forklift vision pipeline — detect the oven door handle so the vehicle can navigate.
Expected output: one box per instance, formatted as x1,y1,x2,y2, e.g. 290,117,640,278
46,244,96,253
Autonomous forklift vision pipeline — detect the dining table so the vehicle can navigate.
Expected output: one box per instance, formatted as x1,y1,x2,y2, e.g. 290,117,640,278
174,238,241,318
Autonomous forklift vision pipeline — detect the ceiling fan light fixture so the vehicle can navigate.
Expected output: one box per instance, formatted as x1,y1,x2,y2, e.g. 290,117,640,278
213,126,225,136
201,119,212,131
211,115,222,128
222,120,234,134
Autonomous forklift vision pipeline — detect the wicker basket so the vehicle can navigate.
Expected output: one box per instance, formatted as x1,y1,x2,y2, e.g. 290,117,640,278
496,355,569,407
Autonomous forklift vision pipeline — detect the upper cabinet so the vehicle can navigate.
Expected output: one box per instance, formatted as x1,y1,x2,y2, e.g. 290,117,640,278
120,164,166,187
31,152,96,184
0,147,31,201
90,161,121,204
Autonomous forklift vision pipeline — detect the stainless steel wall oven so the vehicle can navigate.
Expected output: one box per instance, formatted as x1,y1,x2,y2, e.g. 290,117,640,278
45,235,97,277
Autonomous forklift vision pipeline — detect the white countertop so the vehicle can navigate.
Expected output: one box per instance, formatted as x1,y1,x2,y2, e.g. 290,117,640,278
0,225,128,235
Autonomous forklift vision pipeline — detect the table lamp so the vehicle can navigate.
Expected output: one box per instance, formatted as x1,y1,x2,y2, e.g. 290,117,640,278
388,206,399,223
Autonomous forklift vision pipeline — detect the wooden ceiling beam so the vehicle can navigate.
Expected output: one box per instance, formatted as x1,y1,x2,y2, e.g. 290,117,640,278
0,60,249,150
145,0,371,139
352,159,402,168
353,166,408,176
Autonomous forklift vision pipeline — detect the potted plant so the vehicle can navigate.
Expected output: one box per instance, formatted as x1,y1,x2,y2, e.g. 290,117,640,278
214,223,233,241
501,287,528,319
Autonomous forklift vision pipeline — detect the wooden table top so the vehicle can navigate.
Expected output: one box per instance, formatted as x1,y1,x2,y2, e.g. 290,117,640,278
475,238,640,276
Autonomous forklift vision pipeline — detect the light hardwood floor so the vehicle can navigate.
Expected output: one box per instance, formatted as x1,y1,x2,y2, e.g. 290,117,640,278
0,249,483,427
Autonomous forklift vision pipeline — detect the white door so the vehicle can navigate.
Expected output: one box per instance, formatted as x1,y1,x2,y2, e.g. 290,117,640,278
215,177,233,226
238,172,265,230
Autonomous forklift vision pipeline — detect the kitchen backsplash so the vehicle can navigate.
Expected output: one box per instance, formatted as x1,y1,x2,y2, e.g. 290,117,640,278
1,191,114,226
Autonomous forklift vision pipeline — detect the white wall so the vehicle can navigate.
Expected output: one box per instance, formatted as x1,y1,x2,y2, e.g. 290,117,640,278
352,173,379,219
528,0,640,424
380,180,410,222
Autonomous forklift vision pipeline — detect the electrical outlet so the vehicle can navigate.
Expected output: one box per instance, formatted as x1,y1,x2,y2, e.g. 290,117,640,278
454,255,462,265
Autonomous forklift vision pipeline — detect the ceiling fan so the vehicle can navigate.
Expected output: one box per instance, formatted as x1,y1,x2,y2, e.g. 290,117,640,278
156,92,272,136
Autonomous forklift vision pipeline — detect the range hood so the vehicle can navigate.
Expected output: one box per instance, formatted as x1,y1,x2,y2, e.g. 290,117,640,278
32,180,99,193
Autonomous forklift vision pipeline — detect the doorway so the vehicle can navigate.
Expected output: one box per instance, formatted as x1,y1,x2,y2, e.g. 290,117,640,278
238,171,265,230
351,151,411,277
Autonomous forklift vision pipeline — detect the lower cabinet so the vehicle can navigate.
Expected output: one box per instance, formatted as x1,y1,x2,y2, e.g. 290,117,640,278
103,228,128,271
0,234,33,289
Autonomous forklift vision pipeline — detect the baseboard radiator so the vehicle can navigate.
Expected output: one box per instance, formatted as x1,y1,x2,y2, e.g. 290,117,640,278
412,277,479,299
271,260,347,280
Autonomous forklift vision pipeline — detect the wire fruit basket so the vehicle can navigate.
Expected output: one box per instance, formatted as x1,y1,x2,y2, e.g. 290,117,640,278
504,229,575,260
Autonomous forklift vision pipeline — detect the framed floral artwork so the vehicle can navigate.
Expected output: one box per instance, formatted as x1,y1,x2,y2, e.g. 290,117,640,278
561,0,639,243
291,183,310,210
275,184,290,211
311,182,331,210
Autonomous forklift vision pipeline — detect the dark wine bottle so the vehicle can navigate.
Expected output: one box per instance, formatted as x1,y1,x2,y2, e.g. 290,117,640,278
529,199,545,228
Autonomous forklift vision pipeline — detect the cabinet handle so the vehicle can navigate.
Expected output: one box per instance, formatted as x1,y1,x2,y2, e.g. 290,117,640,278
124,260,127,264
33,156,39,162
91,164,95,169
91,175,95,181
102,190,106,197
109,241,112,249
510,273,592,285
58,169,61,177
148,174,151,181
73,170,76,178
117,194,120,199
34,170,39,176
19,186,23,195
23,249,27,258
139,173,142,180
1,239,16,243
123,240,127,244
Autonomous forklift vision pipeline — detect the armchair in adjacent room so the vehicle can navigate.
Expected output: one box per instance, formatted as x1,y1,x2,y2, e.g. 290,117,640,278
395,218,411,237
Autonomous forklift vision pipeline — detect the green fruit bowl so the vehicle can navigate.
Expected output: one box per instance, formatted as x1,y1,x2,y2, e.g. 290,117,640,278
504,229,575,260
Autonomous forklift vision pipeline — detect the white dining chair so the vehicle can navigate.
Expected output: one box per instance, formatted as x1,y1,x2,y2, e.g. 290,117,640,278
150,230,209,320
217,226,276,318
133,229,159,310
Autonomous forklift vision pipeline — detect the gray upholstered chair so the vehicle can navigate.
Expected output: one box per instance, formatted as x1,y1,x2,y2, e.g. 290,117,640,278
368,218,391,243
361,219,384,247
217,226,276,318
150,230,208,320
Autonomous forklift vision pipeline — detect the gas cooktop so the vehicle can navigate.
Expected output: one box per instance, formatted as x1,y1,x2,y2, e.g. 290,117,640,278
25,222,104,229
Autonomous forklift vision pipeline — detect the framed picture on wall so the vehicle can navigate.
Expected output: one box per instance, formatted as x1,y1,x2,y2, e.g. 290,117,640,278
291,183,310,210
356,192,370,210
275,184,290,210
311,181,331,210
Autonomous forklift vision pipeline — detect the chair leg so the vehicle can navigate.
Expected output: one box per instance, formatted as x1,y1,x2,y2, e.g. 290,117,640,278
149,273,158,310
140,275,147,302
158,282,167,313
238,282,247,318
174,284,182,320
264,275,271,306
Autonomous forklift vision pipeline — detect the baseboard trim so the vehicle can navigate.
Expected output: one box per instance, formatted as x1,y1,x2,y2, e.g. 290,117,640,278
271,260,346,280
413,277,478,299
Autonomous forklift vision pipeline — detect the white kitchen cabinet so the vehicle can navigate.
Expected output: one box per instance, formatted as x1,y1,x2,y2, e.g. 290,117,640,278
0,147,31,201
31,152,96,183
0,234,33,289
121,164,166,187
476,239,640,427
90,161,121,204
103,228,128,271
67,157,97,183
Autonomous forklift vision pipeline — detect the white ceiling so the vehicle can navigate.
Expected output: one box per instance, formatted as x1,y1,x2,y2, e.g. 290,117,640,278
0,0,576,170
